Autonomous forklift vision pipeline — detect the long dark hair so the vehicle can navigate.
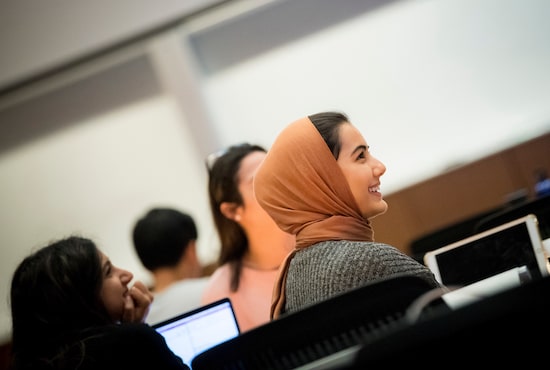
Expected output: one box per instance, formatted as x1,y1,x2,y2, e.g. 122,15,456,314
308,111,350,159
10,236,111,368
207,143,266,291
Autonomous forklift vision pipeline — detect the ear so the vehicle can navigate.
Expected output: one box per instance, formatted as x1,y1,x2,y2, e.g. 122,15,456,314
184,240,197,258
220,202,241,222
183,240,198,262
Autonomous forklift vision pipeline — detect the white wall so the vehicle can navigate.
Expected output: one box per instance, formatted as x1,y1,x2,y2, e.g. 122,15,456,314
0,94,218,343
199,0,550,193
1,0,550,343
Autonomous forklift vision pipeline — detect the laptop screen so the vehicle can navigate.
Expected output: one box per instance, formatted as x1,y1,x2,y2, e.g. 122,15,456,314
424,214,548,287
152,298,240,368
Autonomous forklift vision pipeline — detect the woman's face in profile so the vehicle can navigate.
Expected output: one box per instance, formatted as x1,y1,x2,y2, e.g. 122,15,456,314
98,251,134,322
336,123,388,219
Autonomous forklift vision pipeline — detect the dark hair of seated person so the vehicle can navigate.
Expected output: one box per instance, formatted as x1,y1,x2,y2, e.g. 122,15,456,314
9,235,190,370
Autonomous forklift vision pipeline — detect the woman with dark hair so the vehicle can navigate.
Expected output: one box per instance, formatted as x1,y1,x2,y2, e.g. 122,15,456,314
201,143,295,332
9,235,190,370
254,111,440,319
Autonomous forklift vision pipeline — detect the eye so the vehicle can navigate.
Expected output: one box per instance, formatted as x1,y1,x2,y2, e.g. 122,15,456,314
103,261,113,277
357,145,369,160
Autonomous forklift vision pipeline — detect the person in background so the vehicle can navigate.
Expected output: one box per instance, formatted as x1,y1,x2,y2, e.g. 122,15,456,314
254,111,440,319
201,143,295,332
9,235,190,370
132,207,209,324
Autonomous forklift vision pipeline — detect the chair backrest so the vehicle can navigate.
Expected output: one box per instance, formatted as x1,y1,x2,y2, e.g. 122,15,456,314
343,275,550,368
191,274,447,370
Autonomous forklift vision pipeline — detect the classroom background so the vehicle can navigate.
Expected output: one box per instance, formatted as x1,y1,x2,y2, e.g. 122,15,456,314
1,0,549,348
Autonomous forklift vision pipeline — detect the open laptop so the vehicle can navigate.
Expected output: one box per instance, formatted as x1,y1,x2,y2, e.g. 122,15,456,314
152,298,240,368
423,214,549,308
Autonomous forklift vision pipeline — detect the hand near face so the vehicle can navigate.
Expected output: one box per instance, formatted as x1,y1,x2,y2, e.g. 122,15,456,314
122,280,154,323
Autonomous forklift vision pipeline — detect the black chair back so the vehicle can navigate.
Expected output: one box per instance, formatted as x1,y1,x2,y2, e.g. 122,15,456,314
191,274,447,370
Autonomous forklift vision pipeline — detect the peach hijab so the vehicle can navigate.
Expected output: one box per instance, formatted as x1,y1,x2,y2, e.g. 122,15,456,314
253,116,374,319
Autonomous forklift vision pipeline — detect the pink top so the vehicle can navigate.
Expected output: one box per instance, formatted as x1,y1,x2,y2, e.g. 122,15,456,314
201,264,279,333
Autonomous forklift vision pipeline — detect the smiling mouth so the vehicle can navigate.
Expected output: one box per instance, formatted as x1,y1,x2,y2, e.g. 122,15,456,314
369,185,380,193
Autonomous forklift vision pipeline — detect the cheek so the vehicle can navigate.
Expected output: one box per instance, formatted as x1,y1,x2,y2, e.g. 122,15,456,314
100,282,124,321
243,183,264,210
244,193,271,221
346,172,369,201
348,173,382,216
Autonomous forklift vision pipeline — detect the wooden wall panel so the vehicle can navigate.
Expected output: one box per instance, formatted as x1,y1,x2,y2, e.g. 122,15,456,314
509,135,550,197
372,131,550,256
371,191,420,251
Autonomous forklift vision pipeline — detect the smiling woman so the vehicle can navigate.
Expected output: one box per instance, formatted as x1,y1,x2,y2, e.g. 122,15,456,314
253,111,441,318
8,235,190,370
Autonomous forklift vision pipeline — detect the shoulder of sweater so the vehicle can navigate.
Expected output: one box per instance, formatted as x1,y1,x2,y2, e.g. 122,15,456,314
309,240,397,249
295,240,408,260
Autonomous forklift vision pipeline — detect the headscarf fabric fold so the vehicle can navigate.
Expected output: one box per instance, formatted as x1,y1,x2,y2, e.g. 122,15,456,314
254,116,374,318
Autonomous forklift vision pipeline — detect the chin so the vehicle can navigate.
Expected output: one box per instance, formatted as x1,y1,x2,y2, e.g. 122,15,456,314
367,204,388,219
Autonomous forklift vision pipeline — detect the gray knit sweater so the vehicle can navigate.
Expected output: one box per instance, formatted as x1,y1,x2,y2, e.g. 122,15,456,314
284,240,440,314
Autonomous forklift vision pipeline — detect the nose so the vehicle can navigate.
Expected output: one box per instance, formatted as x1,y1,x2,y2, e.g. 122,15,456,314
373,157,386,177
120,268,134,285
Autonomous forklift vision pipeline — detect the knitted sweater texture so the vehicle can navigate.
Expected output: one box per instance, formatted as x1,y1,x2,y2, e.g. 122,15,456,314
284,240,440,314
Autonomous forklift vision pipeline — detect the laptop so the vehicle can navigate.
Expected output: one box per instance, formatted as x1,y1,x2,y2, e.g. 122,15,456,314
152,298,240,368
424,214,549,288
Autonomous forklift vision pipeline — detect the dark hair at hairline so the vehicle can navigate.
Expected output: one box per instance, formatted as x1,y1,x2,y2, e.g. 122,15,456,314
308,111,350,160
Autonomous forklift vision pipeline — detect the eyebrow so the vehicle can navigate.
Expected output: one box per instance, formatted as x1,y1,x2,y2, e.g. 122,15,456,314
351,144,368,156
